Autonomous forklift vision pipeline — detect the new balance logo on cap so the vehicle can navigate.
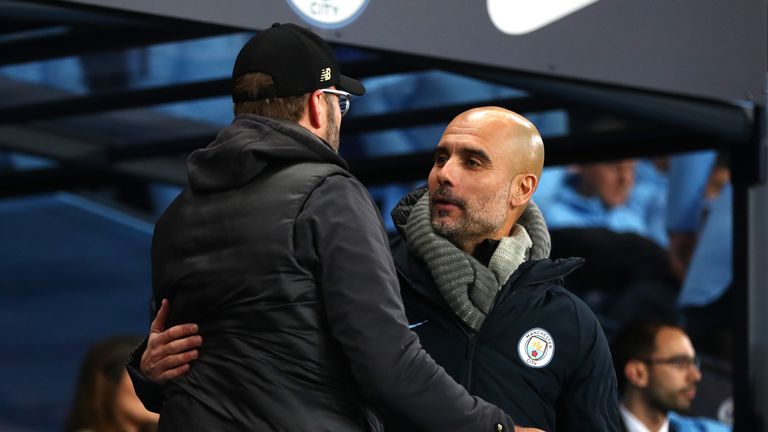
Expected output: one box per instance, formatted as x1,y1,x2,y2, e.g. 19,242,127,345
320,68,331,82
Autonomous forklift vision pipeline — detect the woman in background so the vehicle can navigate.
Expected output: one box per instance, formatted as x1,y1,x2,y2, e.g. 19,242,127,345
66,335,159,432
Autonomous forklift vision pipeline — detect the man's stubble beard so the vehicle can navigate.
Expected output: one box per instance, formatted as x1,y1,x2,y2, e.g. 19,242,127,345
324,95,340,152
429,183,511,248
645,376,695,415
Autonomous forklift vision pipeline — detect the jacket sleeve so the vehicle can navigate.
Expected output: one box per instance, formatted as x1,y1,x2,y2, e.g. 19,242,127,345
557,303,622,431
126,338,164,413
295,176,515,432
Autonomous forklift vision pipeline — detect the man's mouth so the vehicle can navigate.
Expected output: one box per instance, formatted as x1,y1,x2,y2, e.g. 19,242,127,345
682,387,697,400
431,198,462,213
431,192,463,207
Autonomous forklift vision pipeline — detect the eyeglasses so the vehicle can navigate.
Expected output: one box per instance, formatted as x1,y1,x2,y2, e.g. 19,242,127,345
640,355,701,370
320,88,351,117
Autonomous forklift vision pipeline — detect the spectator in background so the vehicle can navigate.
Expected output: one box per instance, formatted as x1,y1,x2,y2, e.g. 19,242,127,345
541,159,678,332
611,320,730,432
631,158,670,248
541,158,670,247
66,335,158,432
545,159,648,238
665,151,719,282
667,151,732,360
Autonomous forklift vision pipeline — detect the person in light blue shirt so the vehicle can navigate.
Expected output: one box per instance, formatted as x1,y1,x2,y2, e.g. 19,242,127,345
630,159,670,248
544,158,671,248
677,183,732,310
668,411,731,432
666,151,718,281
545,159,651,238
666,151,732,360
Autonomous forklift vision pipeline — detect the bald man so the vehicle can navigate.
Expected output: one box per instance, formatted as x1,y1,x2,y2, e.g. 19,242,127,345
136,108,617,431
387,107,620,431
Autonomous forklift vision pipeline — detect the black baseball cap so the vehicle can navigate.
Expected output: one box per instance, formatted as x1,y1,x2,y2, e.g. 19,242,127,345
232,23,365,102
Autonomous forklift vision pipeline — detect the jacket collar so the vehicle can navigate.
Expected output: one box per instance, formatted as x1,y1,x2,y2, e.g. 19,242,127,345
391,233,584,306
187,114,347,192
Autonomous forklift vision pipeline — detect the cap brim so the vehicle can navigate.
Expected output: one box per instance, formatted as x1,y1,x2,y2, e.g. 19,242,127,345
339,75,365,96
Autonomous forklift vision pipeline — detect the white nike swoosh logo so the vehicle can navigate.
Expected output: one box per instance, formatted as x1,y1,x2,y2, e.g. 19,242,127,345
487,0,600,35
408,320,429,329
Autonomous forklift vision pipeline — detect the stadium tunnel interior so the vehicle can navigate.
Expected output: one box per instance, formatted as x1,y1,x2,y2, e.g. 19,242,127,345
0,0,762,430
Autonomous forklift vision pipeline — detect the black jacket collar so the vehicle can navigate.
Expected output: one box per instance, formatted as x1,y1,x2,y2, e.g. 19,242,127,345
391,233,584,309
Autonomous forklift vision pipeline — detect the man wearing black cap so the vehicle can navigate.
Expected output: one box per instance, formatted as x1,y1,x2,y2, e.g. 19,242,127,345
126,23,527,431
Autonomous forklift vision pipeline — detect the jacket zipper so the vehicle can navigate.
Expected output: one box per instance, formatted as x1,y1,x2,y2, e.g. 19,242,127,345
464,278,512,389
464,333,478,388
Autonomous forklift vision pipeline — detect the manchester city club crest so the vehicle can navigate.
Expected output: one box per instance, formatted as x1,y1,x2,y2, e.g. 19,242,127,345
517,328,555,368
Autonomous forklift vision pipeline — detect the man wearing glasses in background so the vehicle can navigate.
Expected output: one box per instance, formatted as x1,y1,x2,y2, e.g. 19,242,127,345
610,320,730,432
126,23,534,431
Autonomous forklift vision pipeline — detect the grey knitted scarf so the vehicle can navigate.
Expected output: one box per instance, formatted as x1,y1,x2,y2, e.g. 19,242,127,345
403,191,551,331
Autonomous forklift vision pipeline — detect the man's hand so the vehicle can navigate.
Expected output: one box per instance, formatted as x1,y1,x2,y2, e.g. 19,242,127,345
140,299,202,384
515,427,545,432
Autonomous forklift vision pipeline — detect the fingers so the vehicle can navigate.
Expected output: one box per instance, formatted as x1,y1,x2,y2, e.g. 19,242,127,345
154,330,203,358
142,332,202,384
154,323,201,349
156,363,192,383
150,298,170,334
148,350,200,383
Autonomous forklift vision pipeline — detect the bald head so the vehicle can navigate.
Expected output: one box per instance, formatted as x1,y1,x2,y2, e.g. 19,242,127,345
445,107,544,179
428,107,545,254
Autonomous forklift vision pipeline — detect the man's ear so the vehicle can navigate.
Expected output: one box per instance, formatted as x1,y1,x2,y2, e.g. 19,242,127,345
307,89,325,129
625,359,650,388
510,173,538,207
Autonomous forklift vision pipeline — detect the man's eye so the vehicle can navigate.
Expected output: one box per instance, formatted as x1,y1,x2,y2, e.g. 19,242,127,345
435,155,448,165
467,159,481,167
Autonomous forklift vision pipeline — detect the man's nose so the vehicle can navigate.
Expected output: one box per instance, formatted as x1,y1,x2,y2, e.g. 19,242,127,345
436,159,456,186
689,364,703,382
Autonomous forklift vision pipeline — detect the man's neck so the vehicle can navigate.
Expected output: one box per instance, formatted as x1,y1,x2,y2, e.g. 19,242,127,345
470,238,501,266
446,230,482,256
457,212,521,256
623,394,668,432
